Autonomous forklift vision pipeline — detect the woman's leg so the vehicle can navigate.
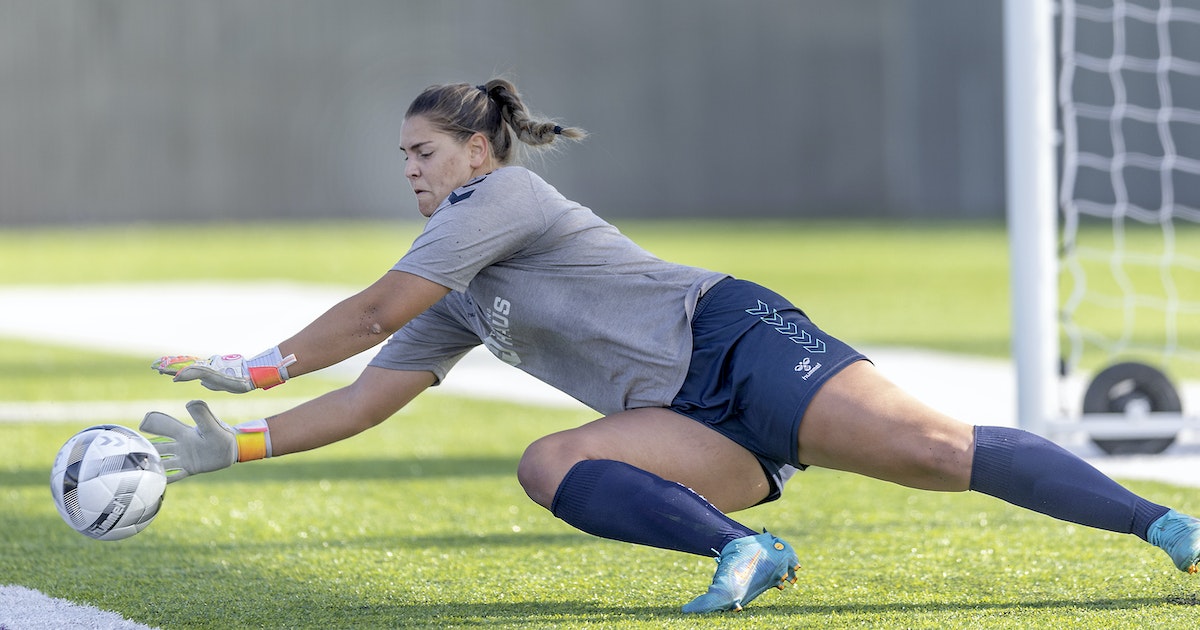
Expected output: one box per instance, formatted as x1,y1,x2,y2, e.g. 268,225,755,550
519,407,770,555
520,407,770,512
796,360,1197,571
520,408,802,612
795,360,975,491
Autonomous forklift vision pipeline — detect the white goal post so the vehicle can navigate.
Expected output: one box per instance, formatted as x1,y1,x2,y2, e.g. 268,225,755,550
1005,0,1200,452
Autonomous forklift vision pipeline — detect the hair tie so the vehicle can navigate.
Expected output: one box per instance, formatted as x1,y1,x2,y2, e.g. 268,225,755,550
476,85,488,94
552,125,563,135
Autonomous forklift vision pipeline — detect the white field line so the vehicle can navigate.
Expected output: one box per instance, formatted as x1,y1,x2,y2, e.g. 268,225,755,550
0,584,158,630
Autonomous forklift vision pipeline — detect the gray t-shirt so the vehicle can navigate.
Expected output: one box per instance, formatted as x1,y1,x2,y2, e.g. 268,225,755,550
370,166,726,415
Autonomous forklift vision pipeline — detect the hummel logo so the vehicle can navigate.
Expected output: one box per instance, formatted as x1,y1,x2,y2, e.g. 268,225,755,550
447,190,474,205
795,357,824,381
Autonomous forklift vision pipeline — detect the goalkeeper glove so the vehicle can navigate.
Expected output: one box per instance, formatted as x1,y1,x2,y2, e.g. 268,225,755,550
139,400,272,483
153,346,297,393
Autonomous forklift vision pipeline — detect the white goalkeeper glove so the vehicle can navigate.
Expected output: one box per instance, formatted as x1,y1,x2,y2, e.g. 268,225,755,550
139,400,273,483
152,347,297,393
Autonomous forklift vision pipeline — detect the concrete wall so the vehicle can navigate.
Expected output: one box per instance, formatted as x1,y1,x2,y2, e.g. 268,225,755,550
0,0,1006,224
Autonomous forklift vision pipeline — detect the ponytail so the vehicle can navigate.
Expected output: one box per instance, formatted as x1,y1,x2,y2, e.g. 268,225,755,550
406,79,585,165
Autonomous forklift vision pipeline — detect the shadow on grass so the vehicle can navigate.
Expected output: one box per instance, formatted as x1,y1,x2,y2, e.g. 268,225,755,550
362,530,598,549
4,454,519,488
127,530,601,553
316,596,1180,626
222,455,519,482
325,600,684,626
767,596,1174,616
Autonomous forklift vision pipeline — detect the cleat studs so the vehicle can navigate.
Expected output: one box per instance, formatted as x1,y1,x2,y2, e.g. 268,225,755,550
1189,564,1198,574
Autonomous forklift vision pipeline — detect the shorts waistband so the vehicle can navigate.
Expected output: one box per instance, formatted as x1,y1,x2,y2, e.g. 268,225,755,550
693,276,735,320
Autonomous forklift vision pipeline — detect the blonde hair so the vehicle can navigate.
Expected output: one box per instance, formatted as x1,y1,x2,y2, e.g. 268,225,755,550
404,79,586,165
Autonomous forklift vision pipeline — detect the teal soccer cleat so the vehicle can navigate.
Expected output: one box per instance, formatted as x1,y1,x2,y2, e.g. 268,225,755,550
1147,509,1200,574
682,531,801,613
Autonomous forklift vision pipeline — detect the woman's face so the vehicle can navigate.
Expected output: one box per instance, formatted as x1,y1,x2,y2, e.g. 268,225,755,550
400,115,491,217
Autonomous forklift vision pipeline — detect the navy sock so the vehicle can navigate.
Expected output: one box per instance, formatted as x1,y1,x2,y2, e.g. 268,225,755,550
970,426,1169,540
550,459,757,556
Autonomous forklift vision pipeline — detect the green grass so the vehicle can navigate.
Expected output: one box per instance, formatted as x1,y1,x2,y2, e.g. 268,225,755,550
1,220,1198,627
0,219,1016,356
3,397,1198,628
0,337,346,403
0,222,411,286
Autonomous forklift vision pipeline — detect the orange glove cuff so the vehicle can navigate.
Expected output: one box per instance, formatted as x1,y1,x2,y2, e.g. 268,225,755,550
233,420,271,462
247,366,286,390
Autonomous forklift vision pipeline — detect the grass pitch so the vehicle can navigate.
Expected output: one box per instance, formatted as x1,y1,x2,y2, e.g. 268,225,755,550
4,399,1198,628
1,220,1198,628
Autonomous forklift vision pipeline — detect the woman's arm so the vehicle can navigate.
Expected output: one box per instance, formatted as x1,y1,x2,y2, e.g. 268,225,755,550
268,367,435,455
278,270,451,379
140,366,436,481
157,270,450,392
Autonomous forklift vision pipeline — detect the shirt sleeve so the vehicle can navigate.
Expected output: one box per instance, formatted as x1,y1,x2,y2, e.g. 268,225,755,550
392,169,548,292
368,296,480,385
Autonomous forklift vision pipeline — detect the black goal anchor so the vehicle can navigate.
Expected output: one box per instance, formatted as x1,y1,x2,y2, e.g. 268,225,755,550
1082,361,1182,456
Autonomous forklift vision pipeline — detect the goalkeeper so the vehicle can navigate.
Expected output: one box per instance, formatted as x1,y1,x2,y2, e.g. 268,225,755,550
142,78,1200,614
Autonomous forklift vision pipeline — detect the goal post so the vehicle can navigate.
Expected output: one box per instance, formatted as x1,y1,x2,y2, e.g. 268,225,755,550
1005,0,1061,440
1005,0,1200,452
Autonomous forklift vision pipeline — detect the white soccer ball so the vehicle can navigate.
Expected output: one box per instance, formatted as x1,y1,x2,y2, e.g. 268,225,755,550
50,424,167,541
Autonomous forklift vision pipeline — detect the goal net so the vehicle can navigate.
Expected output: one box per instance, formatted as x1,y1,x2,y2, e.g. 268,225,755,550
1060,0,1200,374
1007,0,1200,452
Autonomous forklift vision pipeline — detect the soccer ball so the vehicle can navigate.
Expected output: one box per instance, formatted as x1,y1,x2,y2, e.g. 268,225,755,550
50,424,167,541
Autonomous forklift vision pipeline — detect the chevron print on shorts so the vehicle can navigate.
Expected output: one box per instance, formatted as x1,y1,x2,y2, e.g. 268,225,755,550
745,300,826,353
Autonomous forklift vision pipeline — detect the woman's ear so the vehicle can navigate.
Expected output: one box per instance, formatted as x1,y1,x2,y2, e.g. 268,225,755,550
467,132,491,169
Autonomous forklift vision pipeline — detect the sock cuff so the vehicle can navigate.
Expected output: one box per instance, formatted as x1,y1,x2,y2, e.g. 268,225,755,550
1133,501,1172,541
969,425,1016,494
549,460,606,522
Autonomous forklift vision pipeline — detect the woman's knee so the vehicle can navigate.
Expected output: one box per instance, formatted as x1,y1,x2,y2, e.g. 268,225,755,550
517,431,586,509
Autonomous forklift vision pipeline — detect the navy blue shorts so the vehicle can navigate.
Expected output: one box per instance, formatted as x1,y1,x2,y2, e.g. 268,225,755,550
670,278,869,503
